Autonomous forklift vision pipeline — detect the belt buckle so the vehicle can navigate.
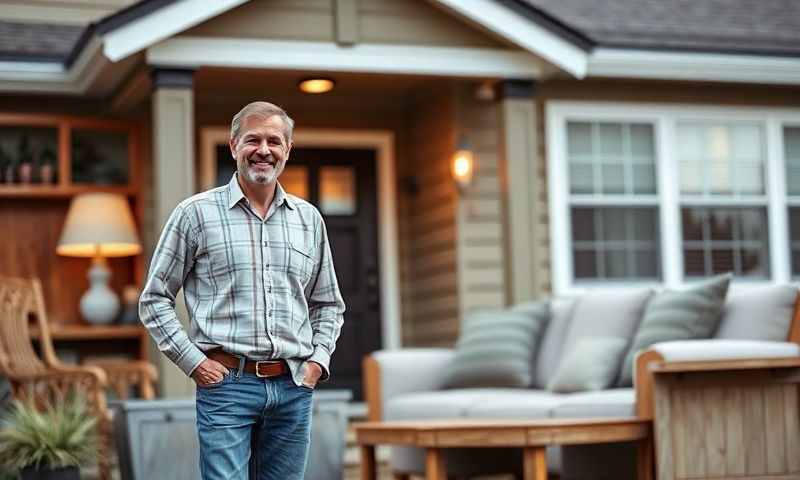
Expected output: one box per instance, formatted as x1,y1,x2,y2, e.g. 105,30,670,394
255,360,280,378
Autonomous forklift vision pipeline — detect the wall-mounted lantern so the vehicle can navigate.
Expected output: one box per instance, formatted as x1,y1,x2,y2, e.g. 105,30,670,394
451,137,474,192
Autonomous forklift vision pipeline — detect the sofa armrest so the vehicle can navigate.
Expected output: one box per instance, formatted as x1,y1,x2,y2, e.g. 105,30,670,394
648,339,800,362
634,340,800,419
363,348,455,421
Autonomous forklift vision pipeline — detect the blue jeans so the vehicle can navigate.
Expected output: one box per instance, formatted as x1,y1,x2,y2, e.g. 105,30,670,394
195,370,314,480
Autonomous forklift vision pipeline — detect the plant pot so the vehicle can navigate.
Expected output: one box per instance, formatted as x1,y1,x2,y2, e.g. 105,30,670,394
18,162,32,184
40,163,55,184
19,466,79,480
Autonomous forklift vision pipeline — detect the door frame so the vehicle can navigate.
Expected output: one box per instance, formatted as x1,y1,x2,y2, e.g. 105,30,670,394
199,126,401,350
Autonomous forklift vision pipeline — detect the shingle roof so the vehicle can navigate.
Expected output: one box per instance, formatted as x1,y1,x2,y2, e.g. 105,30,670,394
517,0,800,56
2,0,799,66
0,21,84,63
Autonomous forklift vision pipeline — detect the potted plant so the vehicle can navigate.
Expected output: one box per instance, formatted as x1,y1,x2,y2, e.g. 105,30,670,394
16,136,33,184
0,396,98,480
38,147,57,185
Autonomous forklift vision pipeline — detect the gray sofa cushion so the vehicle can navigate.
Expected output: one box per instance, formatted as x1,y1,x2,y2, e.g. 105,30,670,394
715,284,798,341
547,338,629,393
550,389,636,418
443,304,549,389
533,297,577,388
384,389,492,420
464,390,562,418
617,273,732,387
562,288,653,356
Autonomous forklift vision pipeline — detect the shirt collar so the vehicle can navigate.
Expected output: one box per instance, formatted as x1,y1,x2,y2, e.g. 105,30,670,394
227,173,295,211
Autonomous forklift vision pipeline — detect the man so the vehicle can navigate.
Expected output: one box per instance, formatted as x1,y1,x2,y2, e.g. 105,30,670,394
139,101,345,480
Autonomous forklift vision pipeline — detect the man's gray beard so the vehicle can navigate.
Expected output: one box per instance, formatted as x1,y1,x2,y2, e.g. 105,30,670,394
243,166,277,185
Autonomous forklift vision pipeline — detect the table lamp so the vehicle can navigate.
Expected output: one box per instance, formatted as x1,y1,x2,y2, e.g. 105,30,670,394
57,192,142,325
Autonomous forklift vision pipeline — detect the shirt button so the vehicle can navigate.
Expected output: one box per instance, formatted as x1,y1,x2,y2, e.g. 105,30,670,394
263,241,267,246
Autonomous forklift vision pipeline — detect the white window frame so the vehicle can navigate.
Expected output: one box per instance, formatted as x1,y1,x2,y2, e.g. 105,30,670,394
784,123,800,278
547,101,800,296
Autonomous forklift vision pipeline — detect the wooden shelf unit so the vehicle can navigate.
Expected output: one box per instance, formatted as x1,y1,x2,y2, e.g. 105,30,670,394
0,112,147,363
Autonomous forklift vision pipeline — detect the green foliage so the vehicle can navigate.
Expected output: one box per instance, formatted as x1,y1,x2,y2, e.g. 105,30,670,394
0,396,98,472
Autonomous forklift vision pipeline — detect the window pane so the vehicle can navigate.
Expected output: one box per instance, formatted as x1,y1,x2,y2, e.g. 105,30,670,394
571,208,595,241
788,207,800,277
785,127,800,195
598,124,623,156
573,250,597,278
632,164,656,194
71,129,128,185
630,124,655,157
567,122,592,156
681,207,769,278
678,123,765,196
569,163,594,194
567,121,657,196
319,166,356,215
571,207,660,281
280,166,308,199
601,163,625,194
731,125,762,162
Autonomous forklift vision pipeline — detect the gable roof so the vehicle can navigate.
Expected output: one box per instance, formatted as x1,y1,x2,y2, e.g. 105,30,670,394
517,0,800,57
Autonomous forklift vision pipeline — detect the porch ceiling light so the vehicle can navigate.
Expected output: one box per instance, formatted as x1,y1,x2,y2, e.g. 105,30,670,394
298,78,335,94
452,137,474,192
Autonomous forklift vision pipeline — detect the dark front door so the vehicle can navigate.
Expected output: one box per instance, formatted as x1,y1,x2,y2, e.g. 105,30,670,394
214,146,382,400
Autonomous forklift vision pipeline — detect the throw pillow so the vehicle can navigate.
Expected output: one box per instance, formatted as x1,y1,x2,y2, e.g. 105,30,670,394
547,337,629,393
442,302,549,389
617,273,732,387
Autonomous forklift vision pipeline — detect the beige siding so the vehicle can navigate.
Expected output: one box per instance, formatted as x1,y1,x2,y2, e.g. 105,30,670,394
0,0,133,25
184,0,335,42
454,84,506,315
182,0,506,48
402,86,459,347
357,0,506,47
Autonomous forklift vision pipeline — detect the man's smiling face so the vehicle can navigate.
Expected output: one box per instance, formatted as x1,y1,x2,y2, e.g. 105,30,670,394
230,114,292,186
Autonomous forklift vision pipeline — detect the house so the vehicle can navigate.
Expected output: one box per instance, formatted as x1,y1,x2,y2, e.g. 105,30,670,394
1,0,799,399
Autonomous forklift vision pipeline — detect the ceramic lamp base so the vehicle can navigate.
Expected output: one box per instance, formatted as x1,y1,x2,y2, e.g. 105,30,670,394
80,259,120,325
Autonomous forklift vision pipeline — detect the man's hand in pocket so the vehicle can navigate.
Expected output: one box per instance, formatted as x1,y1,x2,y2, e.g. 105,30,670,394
192,358,230,386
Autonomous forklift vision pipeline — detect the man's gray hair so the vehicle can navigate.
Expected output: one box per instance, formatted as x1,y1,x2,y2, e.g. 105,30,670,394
230,101,295,143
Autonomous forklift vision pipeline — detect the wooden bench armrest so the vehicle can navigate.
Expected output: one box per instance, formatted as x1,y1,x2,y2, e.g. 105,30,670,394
635,352,800,419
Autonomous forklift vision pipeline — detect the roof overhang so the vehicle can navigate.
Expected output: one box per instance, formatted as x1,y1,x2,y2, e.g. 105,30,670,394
588,48,800,85
430,0,590,78
100,0,247,62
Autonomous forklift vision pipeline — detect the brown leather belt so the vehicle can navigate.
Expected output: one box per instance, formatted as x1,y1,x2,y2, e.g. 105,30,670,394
207,350,288,378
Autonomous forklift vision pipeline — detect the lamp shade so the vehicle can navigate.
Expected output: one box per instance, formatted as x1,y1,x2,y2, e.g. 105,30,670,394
57,192,142,258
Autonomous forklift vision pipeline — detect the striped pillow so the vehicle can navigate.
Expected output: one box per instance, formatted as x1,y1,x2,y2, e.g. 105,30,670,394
442,303,549,389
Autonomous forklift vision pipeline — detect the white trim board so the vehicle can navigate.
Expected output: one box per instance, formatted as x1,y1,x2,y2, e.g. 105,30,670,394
148,37,543,78
199,127,402,350
102,0,247,62
546,100,800,296
588,48,800,85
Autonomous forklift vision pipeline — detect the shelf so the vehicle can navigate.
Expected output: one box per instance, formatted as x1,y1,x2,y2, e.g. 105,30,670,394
0,185,137,198
29,324,147,341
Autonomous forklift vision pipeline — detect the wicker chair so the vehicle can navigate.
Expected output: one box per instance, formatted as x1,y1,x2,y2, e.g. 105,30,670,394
0,276,158,480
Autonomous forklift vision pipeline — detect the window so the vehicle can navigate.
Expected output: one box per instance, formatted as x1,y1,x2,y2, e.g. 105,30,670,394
677,123,769,279
786,127,800,276
548,102,800,293
566,121,660,281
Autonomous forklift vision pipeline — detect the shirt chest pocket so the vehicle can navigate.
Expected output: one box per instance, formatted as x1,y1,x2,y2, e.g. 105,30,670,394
287,233,316,285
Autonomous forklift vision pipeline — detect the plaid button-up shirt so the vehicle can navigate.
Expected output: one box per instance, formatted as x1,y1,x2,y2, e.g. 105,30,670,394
139,173,345,385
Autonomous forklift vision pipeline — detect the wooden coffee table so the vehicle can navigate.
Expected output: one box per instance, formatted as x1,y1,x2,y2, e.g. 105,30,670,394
354,417,653,480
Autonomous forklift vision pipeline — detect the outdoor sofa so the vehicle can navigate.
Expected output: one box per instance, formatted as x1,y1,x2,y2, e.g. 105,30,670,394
363,276,800,479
